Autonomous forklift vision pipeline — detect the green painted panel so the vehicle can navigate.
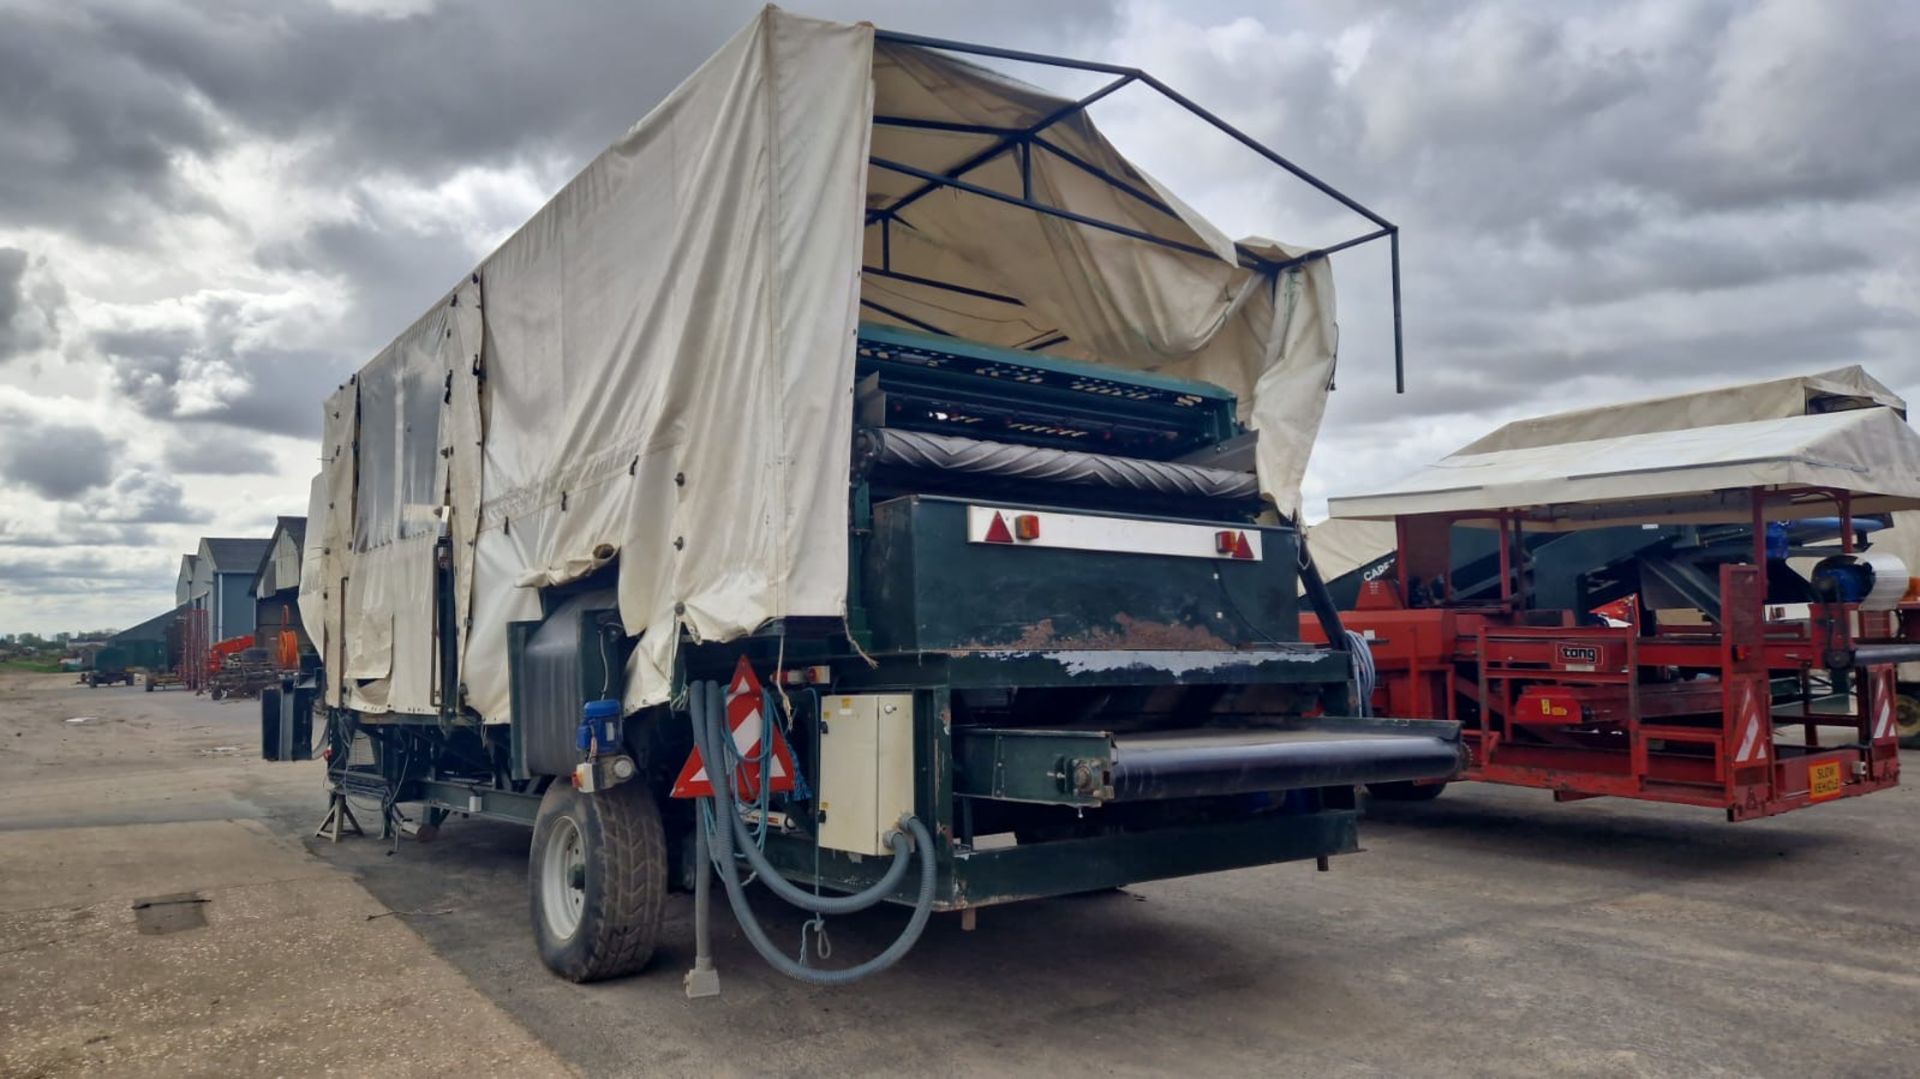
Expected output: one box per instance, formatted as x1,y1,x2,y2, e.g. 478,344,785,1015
863,496,1301,653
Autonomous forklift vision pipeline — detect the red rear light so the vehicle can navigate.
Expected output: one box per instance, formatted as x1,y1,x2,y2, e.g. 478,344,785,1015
1215,530,1254,559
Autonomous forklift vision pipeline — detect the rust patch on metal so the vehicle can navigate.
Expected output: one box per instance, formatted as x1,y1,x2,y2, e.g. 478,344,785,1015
1105,614,1237,651
964,614,1239,653
991,617,1063,650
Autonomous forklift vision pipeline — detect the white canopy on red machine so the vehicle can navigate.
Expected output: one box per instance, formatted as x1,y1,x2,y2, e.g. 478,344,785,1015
1329,401,1920,529
1455,365,1905,455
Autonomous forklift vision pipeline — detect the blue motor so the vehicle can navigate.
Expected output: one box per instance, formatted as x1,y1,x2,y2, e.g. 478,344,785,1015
1764,522,1789,562
578,698,623,756
1810,552,1912,609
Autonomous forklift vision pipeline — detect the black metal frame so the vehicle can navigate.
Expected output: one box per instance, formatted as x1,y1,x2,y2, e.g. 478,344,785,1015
865,29,1406,392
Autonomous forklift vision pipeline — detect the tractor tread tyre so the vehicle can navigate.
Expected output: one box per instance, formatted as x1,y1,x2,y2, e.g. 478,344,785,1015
1895,692,1920,750
1368,780,1448,802
528,780,666,983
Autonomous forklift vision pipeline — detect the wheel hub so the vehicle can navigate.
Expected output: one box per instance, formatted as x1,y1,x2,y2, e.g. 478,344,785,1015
541,816,587,940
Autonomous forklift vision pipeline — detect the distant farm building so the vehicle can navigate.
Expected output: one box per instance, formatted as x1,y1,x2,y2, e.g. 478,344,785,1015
251,516,311,668
185,537,273,643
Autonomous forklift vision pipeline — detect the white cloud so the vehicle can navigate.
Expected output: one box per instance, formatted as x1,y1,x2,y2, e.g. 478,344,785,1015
328,0,438,19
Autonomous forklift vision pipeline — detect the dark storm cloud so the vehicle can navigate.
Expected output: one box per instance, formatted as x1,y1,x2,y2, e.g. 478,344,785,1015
0,8,222,242
95,318,347,438
4,0,1114,243
0,248,30,362
0,518,156,550
255,213,488,362
1325,1,1920,228
0,408,118,500
93,327,195,416
82,469,209,525
11,0,1114,444
0,550,169,595
162,425,276,475
95,0,1113,180
0,246,62,361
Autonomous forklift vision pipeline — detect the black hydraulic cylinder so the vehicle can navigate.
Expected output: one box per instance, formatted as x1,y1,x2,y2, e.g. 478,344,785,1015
1292,524,1352,672
1107,728,1463,802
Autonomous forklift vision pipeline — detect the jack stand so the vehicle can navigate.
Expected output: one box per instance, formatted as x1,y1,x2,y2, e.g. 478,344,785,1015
314,791,363,842
960,907,977,932
684,958,720,1000
684,818,721,999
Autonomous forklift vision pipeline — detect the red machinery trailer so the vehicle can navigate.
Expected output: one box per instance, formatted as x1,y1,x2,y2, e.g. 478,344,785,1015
1309,381,1920,821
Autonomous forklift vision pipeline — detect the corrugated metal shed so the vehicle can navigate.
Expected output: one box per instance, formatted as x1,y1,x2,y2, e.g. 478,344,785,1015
251,517,307,598
111,606,182,644
195,536,273,641
176,554,201,607
201,537,272,575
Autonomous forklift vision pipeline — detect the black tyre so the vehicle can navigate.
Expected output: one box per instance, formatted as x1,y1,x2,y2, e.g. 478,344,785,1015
1368,780,1448,802
528,780,667,982
1896,692,1920,750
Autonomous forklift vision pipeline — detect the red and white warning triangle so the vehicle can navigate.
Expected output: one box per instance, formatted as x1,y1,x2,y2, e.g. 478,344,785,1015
671,655,798,800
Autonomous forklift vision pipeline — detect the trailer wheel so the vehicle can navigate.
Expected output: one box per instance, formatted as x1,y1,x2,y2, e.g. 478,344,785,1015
528,780,666,983
1896,692,1920,749
1368,780,1447,802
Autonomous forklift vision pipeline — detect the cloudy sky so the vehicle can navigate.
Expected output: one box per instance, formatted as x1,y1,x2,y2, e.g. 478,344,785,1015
2,0,1917,634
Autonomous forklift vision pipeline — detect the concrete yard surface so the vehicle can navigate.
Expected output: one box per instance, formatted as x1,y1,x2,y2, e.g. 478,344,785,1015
3,670,1918,1077
0,674,570,1078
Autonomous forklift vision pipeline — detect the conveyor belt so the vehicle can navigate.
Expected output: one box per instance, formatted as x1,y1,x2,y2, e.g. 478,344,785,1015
1108,727,1463,801
855,426,1260,501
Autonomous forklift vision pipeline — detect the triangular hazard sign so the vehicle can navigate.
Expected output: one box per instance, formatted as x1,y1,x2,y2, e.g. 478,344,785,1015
983,511,1013,544
671,656,799,799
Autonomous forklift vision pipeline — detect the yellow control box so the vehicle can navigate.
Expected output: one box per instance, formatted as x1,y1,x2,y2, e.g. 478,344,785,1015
816,694,917,856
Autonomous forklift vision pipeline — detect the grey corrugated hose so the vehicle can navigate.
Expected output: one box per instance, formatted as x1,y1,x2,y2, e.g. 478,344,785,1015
694,680,937,985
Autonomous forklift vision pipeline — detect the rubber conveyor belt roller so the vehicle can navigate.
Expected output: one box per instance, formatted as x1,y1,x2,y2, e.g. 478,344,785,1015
855,426,1261,501
954,723,1463,805
1109,727,1463,801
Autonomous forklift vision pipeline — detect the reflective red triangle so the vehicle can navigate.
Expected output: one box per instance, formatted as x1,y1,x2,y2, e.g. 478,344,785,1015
984,511,1013,544
1232,531,1254,560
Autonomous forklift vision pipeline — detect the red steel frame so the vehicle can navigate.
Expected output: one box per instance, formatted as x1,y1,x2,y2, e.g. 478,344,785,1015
182,607,211,693
1309,486,1904,821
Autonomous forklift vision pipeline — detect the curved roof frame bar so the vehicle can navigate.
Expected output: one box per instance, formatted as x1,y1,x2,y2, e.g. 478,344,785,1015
865,28,1405,393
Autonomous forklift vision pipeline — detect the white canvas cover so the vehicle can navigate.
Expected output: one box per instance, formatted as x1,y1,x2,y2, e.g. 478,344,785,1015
305,6,1343,720
1329,407,1920,528
1304,517,1397,583
1457,366,1905,455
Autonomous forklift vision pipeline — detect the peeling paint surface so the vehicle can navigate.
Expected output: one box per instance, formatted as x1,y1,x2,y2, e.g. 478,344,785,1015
974,649,1327,677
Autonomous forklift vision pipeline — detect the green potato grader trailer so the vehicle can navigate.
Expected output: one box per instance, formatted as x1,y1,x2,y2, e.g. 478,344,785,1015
265,9,1460,991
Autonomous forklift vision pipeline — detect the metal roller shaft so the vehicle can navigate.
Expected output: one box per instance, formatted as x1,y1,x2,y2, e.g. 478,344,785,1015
856,426,1261,501
1108,728,1463,801
1832,643,1920,668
